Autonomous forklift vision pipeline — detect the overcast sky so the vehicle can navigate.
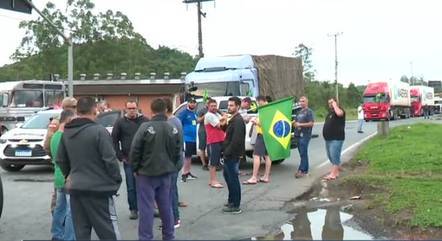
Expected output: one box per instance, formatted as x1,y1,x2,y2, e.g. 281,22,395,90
1,0,441,86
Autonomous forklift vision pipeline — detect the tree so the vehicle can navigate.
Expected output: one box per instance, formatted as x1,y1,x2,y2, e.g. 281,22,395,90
294,43,315,82
400,75,409,83
1,0,197,81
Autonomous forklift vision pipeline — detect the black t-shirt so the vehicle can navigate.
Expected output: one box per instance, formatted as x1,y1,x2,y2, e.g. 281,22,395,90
322,110,346,140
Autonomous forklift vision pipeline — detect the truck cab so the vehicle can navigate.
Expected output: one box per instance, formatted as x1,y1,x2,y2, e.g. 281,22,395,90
185,55,258,98
410,87,423,117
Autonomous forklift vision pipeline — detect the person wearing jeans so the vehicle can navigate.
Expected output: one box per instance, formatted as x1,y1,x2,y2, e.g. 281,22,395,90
322,98,346,180
221,97,245,214
112,100,149,219
293,96,315,178
51,109,76,241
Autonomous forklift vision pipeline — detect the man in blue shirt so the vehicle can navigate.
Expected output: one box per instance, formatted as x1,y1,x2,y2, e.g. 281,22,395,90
177,98,198,182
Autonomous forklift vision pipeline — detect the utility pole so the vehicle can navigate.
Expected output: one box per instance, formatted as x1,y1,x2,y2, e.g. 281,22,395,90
183,0,214,58
328,32,343,103
23,0,74,97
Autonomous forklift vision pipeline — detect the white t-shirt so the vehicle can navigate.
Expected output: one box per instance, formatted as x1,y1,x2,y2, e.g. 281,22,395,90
204,111,221,127
357,105,364,120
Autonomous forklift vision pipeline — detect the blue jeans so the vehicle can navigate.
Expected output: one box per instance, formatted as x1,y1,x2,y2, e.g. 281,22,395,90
325,140,344,166
223,159,241,208
358,119,364,132
123,162,137,211
51,188,76,240
170,171,180,222
297,136,311,173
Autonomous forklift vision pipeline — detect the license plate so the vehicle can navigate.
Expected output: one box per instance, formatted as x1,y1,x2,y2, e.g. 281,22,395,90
15,149,32,157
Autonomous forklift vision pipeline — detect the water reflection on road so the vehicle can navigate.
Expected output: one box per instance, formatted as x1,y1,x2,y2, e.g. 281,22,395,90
252,207,374,240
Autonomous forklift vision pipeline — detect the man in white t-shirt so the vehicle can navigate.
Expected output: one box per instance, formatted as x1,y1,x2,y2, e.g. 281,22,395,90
357,104,364,133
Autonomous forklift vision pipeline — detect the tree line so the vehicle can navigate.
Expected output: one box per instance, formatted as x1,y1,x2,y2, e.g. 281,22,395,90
0,0,197,81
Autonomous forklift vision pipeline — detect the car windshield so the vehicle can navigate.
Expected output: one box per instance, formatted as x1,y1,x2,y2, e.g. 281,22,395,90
21,112,59,129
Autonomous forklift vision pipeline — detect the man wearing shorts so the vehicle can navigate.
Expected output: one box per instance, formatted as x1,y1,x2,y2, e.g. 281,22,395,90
204,99,226,188
178,98,198,182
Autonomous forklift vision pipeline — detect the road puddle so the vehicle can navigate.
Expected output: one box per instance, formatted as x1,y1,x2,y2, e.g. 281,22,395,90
250,181,384,240
251,207,375,240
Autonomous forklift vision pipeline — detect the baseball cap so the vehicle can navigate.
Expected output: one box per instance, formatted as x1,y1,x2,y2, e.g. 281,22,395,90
62,97,77,109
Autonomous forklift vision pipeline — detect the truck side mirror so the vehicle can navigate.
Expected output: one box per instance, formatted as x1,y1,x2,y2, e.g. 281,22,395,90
2,93,8,107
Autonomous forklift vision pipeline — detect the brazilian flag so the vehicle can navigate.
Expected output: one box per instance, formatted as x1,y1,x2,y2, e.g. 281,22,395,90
258,97,293,160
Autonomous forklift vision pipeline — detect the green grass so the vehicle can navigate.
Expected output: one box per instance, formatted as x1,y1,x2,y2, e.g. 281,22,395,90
350,123,442,228
314,107,357,121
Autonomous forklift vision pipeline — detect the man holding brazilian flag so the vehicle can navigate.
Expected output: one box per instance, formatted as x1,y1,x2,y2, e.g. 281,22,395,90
258,97,293,161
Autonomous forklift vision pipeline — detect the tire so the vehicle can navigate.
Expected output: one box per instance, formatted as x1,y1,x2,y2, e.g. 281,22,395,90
272,159,285,165
0,162,25,172
0,175,3,218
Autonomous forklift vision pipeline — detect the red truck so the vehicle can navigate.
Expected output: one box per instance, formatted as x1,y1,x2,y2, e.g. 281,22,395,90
363,81,411,121
410,85,435,117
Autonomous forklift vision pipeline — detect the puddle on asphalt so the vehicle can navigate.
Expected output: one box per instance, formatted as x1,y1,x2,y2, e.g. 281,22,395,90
251,207,375,240
250,180,382,240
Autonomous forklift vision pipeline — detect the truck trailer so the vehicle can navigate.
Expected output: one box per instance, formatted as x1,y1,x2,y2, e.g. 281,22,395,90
184,55,304,100
410,85,435,117
363,81,411,121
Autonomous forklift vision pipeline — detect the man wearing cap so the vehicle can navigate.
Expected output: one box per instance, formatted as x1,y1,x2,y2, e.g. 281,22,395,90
45,97,77,214
44,97,77,154
177,98,198,182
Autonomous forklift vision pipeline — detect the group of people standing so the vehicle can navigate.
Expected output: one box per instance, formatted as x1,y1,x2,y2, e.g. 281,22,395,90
45,94,347,240
46,95,248,240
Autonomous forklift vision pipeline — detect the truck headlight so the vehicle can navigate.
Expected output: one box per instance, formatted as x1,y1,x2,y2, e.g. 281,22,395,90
0,139,6,144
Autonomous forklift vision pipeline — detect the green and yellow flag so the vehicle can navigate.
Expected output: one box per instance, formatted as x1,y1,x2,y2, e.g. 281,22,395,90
258,97,293,160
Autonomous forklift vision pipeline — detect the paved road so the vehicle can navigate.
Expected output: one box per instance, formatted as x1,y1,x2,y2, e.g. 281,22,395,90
0,117,438,240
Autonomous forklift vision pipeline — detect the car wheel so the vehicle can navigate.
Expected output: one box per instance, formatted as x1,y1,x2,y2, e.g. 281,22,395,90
272,159,285,165
0,163,25,172
0,175,3,218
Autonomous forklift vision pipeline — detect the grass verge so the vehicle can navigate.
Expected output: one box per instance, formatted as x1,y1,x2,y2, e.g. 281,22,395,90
345,123,442,228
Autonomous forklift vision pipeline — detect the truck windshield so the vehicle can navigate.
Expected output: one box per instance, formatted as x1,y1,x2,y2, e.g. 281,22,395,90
410,96,419,102
12,90,43,108
363,94,388,103
192,82,240,97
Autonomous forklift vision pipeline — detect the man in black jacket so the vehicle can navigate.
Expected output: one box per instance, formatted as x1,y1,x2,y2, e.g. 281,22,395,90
130,98,181,240
57,97,122,240
112,100,149,220
222,96,245,214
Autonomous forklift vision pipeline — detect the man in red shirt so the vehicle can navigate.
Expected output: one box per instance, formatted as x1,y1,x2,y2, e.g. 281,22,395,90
204,99,226,188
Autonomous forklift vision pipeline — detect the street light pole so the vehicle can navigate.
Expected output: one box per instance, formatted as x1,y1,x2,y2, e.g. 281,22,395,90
328,32,343,103
24,0,74,97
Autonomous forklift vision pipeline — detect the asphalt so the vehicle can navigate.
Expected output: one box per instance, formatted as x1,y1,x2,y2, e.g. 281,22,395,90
0,117,439,240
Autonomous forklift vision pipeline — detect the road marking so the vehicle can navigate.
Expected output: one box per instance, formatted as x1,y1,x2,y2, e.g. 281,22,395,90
317,131,378,168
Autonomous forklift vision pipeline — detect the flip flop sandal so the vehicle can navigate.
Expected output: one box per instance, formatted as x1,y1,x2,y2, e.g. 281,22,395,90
242,180,258,185
209,183,224,188
259,178,270,183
